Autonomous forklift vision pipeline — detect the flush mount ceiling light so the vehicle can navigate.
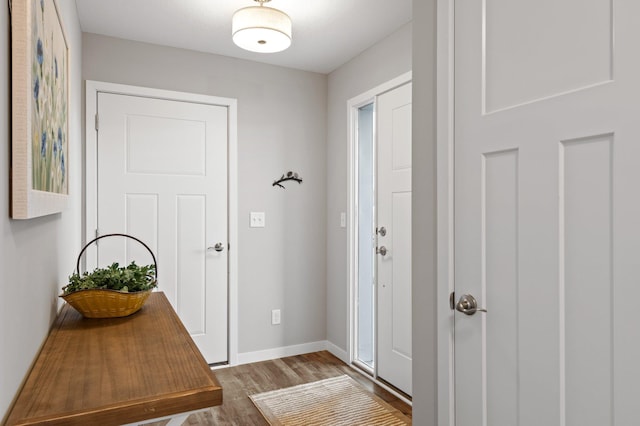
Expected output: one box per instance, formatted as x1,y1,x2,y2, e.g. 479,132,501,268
232,0,292,53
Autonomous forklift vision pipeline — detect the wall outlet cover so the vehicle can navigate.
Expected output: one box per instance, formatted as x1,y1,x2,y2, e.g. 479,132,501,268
250,212,265,228
271,309,281,325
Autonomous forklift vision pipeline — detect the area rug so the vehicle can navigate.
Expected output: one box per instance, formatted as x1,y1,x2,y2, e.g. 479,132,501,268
249,375,411,425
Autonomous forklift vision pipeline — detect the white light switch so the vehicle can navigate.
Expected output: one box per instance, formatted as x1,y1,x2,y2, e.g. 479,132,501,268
340,212,346,228
250,212,265,228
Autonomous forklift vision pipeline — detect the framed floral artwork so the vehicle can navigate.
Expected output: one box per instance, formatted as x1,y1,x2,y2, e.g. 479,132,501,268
11,0,69,219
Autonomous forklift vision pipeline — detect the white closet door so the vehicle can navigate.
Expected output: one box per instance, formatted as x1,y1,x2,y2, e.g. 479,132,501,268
97,92,228,364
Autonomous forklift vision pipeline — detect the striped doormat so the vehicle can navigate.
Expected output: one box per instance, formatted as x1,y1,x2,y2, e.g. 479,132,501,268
249,375,411,425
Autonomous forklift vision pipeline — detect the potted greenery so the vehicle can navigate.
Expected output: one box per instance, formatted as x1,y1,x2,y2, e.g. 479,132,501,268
63,262,156,294
60,234,157,318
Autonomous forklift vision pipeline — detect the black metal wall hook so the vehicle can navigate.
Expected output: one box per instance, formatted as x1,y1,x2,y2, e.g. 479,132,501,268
273,171,302,189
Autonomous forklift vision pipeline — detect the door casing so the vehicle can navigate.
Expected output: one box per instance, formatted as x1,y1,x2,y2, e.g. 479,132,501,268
85,80,239,365
436,1,455,425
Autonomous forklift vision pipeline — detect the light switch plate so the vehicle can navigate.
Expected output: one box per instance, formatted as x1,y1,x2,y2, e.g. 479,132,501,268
250,212,265,228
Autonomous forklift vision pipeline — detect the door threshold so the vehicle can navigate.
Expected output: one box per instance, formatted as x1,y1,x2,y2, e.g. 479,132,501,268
348,362,412,406
352,359,374,376
209,361,229,370
377,376,412,401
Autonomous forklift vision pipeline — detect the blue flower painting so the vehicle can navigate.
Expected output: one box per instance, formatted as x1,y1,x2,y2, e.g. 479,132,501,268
31,0,68,194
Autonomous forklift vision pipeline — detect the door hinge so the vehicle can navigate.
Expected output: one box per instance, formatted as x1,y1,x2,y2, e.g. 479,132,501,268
94,113,99,131
449,291,456,310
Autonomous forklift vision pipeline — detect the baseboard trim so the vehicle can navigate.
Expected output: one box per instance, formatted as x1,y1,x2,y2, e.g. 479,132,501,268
237,340,329,365
234,340,355,376
325,341,349,364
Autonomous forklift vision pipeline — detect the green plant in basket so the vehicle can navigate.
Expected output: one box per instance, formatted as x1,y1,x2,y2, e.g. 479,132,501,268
62,261,156,295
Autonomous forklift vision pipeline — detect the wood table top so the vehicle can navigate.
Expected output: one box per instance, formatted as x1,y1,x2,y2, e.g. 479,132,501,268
5,292,222,426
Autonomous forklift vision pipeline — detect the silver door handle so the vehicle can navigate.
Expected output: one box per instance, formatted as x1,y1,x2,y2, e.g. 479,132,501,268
455,294,487,315
208,243,224,252
376,246,387,256
376,226,387,237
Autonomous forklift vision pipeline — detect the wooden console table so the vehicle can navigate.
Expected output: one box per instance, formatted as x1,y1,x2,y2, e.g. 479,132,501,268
5,292,222,425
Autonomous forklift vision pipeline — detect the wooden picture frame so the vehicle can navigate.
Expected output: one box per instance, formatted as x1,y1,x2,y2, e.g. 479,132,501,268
11,0,69,219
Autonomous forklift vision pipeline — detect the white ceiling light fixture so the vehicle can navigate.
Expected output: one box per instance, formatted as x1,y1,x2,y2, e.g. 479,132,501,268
232,0,292,53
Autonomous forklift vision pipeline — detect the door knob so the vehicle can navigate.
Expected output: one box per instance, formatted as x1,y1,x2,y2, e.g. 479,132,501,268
208,243,224,252
376,246,387,256
376,226,387,237
455,294,487,315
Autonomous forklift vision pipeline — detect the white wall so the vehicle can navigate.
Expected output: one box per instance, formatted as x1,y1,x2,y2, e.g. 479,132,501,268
81,34,328,354
325,23,412,355
412,0,438,424
0,0,83,420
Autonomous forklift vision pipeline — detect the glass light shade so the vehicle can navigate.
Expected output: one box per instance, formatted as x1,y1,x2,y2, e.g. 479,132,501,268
232,6,292,53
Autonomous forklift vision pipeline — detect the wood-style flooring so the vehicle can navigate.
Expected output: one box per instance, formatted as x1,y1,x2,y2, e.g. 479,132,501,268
148,351,411,425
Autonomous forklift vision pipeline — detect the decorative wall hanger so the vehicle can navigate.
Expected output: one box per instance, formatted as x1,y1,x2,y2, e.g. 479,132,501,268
273,171,302,189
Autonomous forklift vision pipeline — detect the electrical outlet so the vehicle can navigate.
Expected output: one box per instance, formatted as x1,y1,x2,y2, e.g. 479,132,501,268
250,212,265,228
271,309,281,325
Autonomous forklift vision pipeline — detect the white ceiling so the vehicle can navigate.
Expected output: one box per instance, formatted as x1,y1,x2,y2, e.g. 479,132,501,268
74,0,412,74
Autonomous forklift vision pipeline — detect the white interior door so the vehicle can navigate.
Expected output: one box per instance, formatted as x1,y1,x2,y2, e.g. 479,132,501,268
377,82,412,396
454,1,640,425
96,92,228,364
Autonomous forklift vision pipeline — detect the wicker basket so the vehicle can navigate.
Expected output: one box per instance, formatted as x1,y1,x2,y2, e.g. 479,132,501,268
60,233,157,319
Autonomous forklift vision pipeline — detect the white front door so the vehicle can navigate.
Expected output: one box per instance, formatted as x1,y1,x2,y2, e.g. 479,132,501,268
377,82,412,396
96,92,229,364
454,1,640,425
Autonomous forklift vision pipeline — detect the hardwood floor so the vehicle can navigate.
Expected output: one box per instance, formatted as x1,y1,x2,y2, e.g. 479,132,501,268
148,351,411,425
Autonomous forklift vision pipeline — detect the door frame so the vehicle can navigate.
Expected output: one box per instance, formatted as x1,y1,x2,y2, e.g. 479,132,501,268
85,80,239,365
436,0,455,425
347,71,412,400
